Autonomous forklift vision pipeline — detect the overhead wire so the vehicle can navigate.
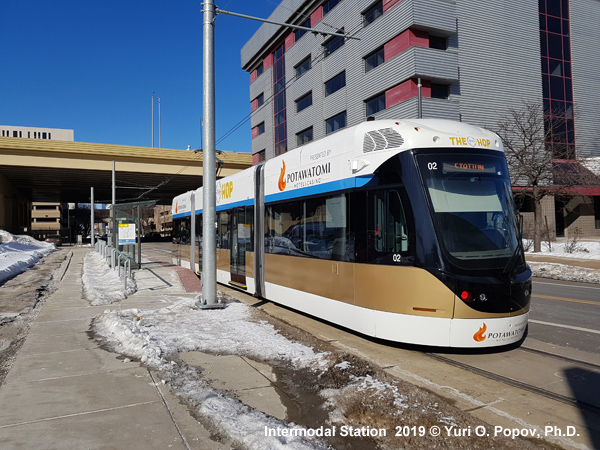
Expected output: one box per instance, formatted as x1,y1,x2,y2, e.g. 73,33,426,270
125,4,365,200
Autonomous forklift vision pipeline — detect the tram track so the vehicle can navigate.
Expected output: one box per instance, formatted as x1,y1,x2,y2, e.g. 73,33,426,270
425,347,600,417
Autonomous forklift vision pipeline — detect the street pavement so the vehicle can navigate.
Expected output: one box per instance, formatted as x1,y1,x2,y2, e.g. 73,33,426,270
0,245,598,449
0,247,236,449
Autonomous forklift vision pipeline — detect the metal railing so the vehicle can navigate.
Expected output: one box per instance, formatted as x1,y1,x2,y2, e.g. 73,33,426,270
95,240,132,291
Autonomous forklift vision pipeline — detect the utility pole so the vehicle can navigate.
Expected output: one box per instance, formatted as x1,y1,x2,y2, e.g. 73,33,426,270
158,96,162,148
152,91,155,147
195,6,358,309
197,0,221,309
91,187,95,247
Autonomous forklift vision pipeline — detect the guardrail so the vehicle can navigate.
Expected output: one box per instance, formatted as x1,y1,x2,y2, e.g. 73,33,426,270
95,240,133,291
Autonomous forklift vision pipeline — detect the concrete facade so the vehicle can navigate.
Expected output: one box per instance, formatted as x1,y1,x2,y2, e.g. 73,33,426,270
241,0,600,237
0,125,74,141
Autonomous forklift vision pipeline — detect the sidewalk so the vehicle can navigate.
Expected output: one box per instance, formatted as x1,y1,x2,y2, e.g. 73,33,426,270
0,247,223,449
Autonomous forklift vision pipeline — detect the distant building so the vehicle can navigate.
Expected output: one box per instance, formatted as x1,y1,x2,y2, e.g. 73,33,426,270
31,202,64,237
0,125,74,141
0,126,74,237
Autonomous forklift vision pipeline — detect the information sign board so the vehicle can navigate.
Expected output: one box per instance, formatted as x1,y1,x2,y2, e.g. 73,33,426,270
118,223,136,245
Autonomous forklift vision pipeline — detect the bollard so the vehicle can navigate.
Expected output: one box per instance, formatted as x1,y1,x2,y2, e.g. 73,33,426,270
117,254,122,276
124,259,130,291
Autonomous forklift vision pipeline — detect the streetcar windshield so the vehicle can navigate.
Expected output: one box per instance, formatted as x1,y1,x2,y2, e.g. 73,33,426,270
417,153,520,268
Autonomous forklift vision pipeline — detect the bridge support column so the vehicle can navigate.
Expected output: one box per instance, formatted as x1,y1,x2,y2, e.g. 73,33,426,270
0,174,31,235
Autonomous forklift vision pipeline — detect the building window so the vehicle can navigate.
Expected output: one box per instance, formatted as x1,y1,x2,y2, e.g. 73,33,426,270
13,131,18,137
295,55,311,78
430,83,449,99
429,35,448,50
323,0,342,15
326,111,346,134
295,18,311,41
256,62,264,77
363,1,383,26
365,93,386,116
273,43,288,155
258,150,266,162
364,47,384,72
297,127,313,145
323,30,345,57
325,71,346,96
256,93,264,107
296,91,313,112
539,0,575,160
257,122,265,135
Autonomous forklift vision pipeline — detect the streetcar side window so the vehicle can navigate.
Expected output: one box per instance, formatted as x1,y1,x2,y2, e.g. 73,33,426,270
217,211,230,249
173,217,191,245
244,206,255,253
265,194,352,261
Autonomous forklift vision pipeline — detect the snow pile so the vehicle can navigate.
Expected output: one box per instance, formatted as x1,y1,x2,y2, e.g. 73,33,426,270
528,262,600,284
525,238,600,283
93,299,330,449
0,229,55,284
82,252,137,305
94,299,326,368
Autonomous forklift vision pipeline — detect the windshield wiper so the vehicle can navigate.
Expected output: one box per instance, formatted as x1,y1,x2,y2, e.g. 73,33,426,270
502,183,524,275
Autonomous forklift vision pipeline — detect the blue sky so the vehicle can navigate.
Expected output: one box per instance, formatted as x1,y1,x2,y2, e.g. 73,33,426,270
0,0,279,153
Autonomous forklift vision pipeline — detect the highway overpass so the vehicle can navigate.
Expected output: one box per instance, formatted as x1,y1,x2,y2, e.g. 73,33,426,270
0,137,252,234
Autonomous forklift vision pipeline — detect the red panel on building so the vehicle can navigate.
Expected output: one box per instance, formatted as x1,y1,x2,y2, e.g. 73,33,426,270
263,53,273,70
285,32,295,51
252,126,259,139
383,0,400,13
310,6,323,25
384,29,429,61
386,79,431,108
252,153,261,165
251,98,258,112
250,70,257,84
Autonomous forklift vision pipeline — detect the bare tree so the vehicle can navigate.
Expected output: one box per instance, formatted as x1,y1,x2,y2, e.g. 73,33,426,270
491,101,598,252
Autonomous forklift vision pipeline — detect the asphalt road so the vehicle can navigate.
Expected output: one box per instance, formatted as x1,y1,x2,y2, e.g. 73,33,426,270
529,278,600,354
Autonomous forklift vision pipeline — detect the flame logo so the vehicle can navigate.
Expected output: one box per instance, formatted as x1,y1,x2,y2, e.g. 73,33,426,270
473,323,487,342
278,161,287,191
175,202,178,214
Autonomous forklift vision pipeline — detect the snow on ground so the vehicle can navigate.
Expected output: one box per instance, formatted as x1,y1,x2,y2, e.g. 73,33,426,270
2,229,599,447
525,238,600,260
82,252,137,305
528,261,600,283
93,298,332,449
0,230,55,285
525,238,600,283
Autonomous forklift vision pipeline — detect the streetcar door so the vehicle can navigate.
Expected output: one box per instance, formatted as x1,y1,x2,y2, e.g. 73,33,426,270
230,207,247,286
368,189,410,264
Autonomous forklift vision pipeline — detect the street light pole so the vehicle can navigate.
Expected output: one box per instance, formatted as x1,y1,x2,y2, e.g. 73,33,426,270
152,91,155,147
198,0,221,308
158,97,161,148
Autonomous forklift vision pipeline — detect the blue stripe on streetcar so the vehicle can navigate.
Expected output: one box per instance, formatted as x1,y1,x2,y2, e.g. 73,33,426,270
265,176,372,203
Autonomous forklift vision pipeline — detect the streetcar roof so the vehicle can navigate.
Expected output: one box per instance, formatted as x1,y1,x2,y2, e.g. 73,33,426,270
172,119,504,208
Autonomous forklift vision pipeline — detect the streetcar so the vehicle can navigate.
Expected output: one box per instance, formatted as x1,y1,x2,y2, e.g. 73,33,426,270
172,119,530,348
